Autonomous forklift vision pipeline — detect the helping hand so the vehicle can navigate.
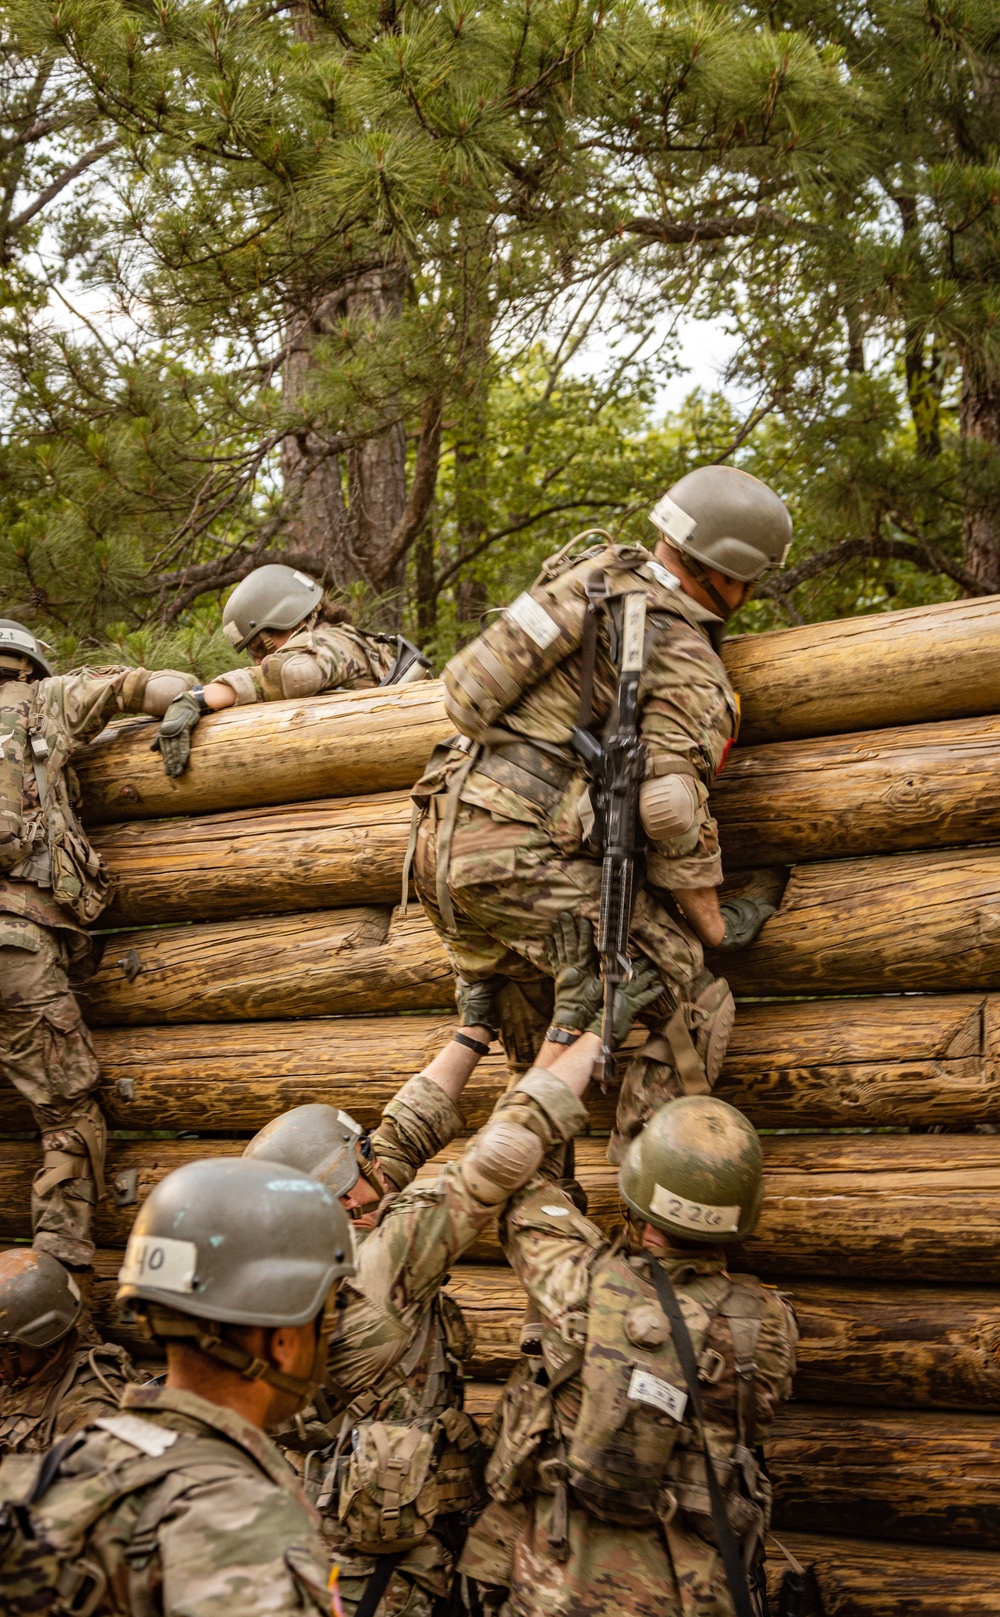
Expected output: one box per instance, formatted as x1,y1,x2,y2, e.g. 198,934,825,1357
715,896,776,951
545,911,604,1032
591,955,663,1046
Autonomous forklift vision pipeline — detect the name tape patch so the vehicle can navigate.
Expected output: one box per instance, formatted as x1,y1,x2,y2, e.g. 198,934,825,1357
650,1184,740,1236
119,1235,197,1293
649,493,697,545
506,592,561,650
94,1413,180,1458
627,1366,687,1422
540,1205,570,1217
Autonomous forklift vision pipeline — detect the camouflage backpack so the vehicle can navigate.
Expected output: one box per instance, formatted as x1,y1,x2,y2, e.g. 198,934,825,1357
0,683,34,870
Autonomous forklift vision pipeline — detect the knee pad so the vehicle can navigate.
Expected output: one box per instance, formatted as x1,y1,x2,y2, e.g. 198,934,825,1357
459,1120,545,1205
639,774,701,846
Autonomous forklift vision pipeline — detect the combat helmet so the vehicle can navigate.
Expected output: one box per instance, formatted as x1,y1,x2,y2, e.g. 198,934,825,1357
0,620,53,680
0,1249,81,1349
649,466,792,583
222,564,323,652
618,1096,764,1245
243,1104,363,1200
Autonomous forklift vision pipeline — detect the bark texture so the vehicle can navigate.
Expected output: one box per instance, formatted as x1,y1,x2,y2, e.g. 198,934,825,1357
81,904,453,1026
765,1533,1000,1616
960,354,1000,594
75,683,451,825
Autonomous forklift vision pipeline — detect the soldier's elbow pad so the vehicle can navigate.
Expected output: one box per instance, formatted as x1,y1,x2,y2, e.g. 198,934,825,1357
639,774,701,843
459,1120,545,1205
278,653,324,699
141,672,196,716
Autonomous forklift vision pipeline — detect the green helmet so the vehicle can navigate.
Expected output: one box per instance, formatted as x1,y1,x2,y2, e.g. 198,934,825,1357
0,620,53,679
649,467,792,583
618,1096,764,1245
0,1249,82,1349
117,1156,355,1327
243,1104,362,1200
222,564,323,652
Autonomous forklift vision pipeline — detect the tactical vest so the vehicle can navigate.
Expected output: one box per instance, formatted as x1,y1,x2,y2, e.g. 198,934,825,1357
488,1250,769,1541
0,678,111,924
0,1344,132,1456
0,1412,332,1617
307,1291,484,1554
441,540,728,748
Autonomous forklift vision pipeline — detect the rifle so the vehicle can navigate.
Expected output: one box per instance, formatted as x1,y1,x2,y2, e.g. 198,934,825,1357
571,586,648,1082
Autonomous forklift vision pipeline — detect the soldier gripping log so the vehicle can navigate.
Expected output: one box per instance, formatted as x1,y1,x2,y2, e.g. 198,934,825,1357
412,466,791,1157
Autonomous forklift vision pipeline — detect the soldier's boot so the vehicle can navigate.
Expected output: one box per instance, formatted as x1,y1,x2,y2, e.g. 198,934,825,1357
609,974,735,1164
33,1099,106,1269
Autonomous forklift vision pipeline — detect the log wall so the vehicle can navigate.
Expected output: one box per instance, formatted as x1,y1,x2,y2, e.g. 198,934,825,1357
8,590,1000,1606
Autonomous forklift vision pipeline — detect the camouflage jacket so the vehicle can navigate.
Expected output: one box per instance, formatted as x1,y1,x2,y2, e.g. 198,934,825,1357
474,1180,797,1617
450,545,737,889
0,666,192,937
215,622,396,706
0,1337,137,1457
0,1383,334,1617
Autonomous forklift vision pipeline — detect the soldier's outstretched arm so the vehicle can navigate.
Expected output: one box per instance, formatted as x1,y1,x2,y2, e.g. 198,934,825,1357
368,1010,496,1193
45,665,197,746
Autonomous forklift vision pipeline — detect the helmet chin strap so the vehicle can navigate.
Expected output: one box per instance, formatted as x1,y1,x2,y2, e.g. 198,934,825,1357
680,554,740,621
145,1304,335,1406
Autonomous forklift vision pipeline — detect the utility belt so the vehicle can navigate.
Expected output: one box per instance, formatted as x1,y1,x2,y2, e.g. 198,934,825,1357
471,737,580,818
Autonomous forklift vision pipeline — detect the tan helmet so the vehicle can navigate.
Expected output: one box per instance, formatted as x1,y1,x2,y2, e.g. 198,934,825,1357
243,1104,363,1200
222,564,323,652
0,620,53,680
0,1249,82,1348
649,467,792,583
618,1096,764,1244
117,1156,355,1326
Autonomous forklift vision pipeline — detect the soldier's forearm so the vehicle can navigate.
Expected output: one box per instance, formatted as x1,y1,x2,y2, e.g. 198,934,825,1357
201,679,237,711
419,1026,492,1104
672,884,726,947
542,1030,602,1098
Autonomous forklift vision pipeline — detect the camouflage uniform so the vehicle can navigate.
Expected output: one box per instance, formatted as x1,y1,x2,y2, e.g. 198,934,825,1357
0,665,193,1267
413,543,737,1152
0,1381,335,1616
305,1071,587,1617
0,1331,137,1456
214,621,396,705
461,1181,797,1617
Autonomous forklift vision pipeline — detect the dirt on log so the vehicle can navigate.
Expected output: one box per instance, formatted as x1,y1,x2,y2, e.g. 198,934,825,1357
5,1136,1000,1279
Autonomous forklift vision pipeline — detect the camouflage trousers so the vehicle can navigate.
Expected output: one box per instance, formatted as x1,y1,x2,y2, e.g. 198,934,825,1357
0,916,105,1268
414,803,732,1159
329,1527,460,1617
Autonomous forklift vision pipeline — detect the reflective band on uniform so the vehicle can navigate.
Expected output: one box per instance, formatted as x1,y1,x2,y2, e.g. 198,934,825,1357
649,1183,740,1235
506,592,561,650
119,1235,197,1292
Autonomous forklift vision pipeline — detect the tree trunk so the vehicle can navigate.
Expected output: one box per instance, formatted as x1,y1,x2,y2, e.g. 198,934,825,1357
766,1532,1000,1616
281,268,409,597
75,683,450,825
81,905,453,1026
23,993,988,1134
960,350,1000,594
713,845,1000,999
8,1134,999,1278
723,594,1000,744
770,1405,1000,1549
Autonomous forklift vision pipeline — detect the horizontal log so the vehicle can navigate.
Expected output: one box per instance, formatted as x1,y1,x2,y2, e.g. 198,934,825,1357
724,594,1000,745
93,793,412,925
76,682,453,825
5,1135,1000,1280
84,841,1000,1020
765,1532,1000,1616
714,713,1000,868
81,905,453,1026
0,992,979,1134
712,846,1000,998
770,1404,1000,1549
90,715,1000,928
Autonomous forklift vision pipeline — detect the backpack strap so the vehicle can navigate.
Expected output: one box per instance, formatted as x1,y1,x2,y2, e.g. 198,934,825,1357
719,1285,767,1448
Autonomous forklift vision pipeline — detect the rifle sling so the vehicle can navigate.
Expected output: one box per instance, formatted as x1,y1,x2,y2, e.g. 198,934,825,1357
643,1254,756,1617
354,1550,403,1617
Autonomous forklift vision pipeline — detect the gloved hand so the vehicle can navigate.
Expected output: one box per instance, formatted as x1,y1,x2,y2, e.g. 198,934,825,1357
546,912,603,1032
715,896,776,951
455,974,506,1036
590,956,664,1046
151,691,204,777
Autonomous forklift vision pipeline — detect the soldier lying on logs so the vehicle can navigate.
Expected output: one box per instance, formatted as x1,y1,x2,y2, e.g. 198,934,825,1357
153,563,429,776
